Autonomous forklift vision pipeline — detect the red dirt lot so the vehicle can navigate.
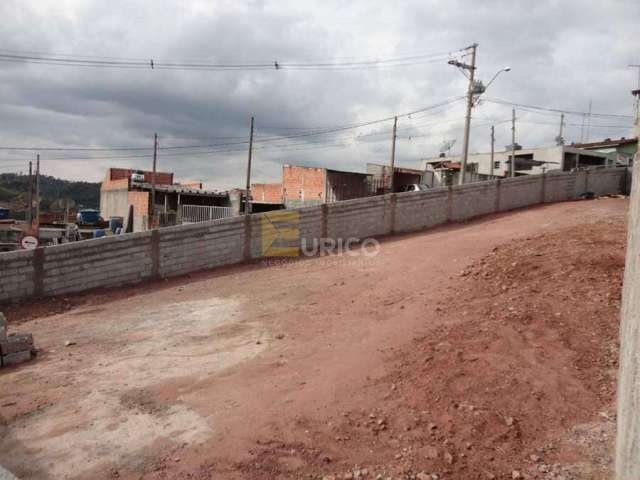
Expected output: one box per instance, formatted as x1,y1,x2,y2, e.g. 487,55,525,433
0,197,627,480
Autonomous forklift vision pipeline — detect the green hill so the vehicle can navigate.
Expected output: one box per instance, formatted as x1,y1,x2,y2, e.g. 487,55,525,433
0,173,100,213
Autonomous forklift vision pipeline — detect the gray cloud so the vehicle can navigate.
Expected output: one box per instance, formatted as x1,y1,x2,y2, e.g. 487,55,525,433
0,0,637,189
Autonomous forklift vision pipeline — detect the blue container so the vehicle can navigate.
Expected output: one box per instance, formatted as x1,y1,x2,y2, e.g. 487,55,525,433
109,216,124,233
0,208,9,220
93,229,106,239
77,209,101,224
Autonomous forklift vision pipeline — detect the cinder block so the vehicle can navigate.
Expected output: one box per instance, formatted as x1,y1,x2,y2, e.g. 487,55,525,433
1,349,32,367
0,333,34,355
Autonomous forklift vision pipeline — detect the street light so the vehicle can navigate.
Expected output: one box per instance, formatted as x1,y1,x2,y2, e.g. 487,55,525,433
449,45,511,184
473,67,511,102
484,66,511,92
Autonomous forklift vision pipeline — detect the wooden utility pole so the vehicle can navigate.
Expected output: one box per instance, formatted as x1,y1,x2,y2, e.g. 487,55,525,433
26,161,33,225
150,133,158,228
490,125,495,179
389,116,398,193
34,154,40,232
244,116,254,215
449,43,478,185
510,109,516,177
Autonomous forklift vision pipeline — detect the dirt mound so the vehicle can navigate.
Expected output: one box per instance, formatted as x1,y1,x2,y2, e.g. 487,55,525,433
227,220,624,480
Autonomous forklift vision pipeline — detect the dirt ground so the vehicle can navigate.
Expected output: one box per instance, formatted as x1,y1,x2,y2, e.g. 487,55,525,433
0,197,627,480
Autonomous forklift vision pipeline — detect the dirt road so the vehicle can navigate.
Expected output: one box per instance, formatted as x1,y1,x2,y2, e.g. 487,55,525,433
0,198,627,480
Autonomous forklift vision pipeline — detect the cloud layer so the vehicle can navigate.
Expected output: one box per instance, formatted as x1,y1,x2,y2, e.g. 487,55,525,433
0,0,637,189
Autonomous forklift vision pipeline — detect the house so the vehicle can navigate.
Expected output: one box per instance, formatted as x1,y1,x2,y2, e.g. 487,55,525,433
281,164,374,208
100,168,235,232
365,163,425,193
425,145,617,186
571,137,637,165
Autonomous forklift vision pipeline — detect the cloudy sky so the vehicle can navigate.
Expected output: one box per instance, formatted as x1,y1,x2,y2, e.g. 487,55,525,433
0,0,638,189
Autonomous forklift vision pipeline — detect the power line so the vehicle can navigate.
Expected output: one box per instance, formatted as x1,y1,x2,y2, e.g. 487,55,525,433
0,48,466,71
256,98,463,132
0,115,466,163
0,96,465,155
483,97,634,119
520,119,632,130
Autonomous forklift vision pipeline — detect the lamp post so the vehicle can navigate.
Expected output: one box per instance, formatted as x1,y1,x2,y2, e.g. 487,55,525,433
448,49,511,184
484,67,511,93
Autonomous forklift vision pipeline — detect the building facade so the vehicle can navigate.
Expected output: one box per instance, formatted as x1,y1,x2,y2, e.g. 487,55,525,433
281,164,374,208
425,145,617,186
571,137,637,165
100,168,234,232
365,163,425,193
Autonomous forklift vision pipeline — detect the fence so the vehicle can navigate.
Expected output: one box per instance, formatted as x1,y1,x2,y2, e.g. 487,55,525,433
180,205,234,223
0,168,630,303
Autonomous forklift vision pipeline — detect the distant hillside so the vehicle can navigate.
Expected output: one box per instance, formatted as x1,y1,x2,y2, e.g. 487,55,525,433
0,173,100,212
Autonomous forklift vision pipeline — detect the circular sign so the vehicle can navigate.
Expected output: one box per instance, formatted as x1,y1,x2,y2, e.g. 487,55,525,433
21,235,39,250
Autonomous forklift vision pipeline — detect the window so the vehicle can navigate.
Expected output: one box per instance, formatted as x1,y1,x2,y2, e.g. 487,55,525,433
494,161,500,169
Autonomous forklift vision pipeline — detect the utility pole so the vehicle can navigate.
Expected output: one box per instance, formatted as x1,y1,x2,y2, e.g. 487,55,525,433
556,113,565,146
510,109,516,177
27,161,33,225
631,87,640,142
490,125,495,179
150,133,158,229
448,43,478,185
35,154,40,233
244,116,254,215
629,64,640,133
630,64,640,138
585,100,593,143
389,116,398,193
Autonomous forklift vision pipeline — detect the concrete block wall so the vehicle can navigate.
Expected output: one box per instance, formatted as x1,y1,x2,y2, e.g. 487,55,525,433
451,182,498,221
394,188,449,233
42,232,154,296
543,171,576,203
0,168,629,303
159,216,246,277
588,168,628,197
0,250,36,301
327,195,389,239
498,176,544,212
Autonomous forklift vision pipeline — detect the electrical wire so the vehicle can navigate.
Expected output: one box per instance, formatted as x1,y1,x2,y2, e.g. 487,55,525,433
257,98,463,132
0,47,468,71
0,117,460,163
0,96,465,155
483,97,634,119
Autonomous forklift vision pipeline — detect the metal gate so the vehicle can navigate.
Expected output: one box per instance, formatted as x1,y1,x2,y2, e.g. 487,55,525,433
180,204,234,223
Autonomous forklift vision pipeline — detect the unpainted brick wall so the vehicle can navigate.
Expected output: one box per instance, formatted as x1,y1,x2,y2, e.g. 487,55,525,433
0,168,629,303
128,191,150,232
251,183,283,203
282,165,326,207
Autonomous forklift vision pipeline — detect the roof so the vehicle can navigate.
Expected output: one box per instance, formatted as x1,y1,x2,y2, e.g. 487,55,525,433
131,182,229,197
283,163,369,176
367,163,424,175
571,137,637,149
428,160,461,170
326,168,371,176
